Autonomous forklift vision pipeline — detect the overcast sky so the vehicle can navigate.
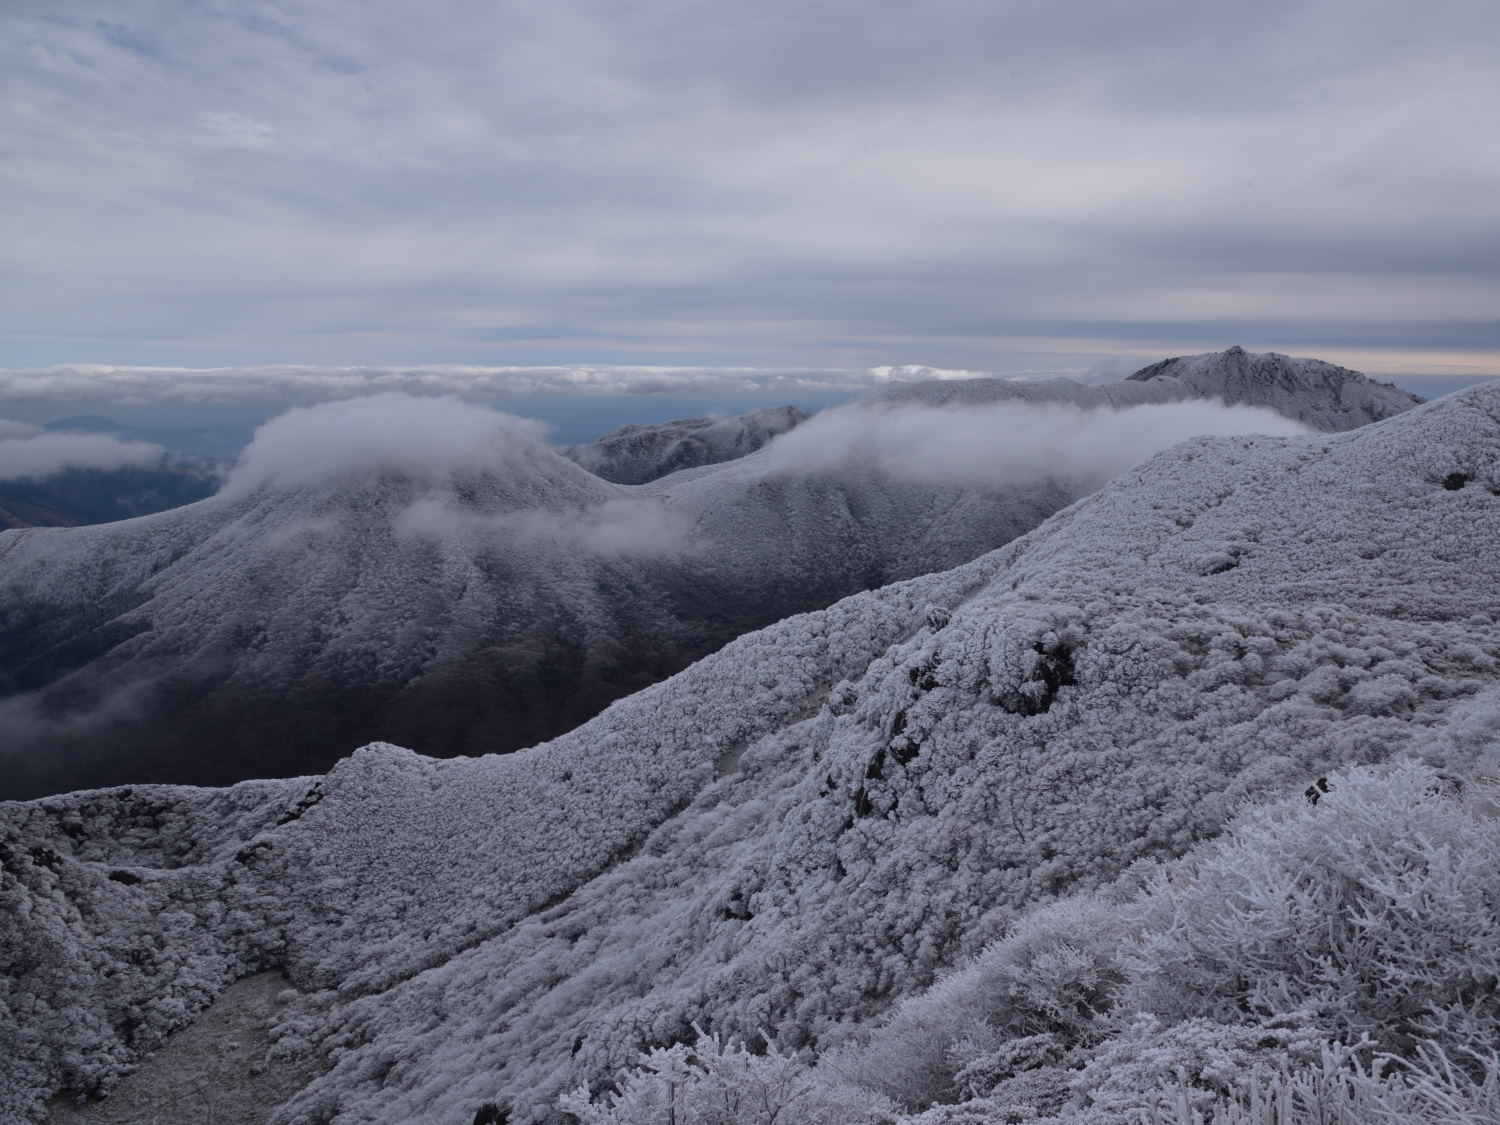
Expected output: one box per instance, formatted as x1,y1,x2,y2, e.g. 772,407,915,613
4,0,1498,382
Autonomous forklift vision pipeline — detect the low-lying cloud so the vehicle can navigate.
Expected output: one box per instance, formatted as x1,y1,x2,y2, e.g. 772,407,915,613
222,393,553,496
226,393,696,557
764,399,1311,491
221,393,1311,564
393,494,694,559
0,423,165,483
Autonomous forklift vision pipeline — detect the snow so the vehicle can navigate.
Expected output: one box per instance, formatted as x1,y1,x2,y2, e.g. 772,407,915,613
1,380,1494,1122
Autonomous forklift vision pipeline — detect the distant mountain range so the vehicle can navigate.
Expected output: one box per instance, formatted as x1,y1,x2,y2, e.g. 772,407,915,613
1,370,1490,1124
0,350,1421,799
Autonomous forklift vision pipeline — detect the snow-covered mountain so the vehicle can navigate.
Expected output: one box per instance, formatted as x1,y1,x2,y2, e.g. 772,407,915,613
868,346,1421,431
1123,345,1422,429
561,405,809,484
0,356,1417,799
3,382,1495,1124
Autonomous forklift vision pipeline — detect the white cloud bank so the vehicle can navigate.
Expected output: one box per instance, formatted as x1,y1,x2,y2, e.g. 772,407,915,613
221,394,1310,561
227,394,697,557
0,423,165,483
222,393,553,495
764,399,1312,490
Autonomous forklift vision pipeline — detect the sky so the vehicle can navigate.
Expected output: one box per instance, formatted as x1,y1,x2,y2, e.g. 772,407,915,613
3,0,1499,388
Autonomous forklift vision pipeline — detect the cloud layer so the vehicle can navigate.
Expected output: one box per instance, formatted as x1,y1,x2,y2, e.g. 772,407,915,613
764,400,1311,491
222,393,553,495
219,394,1308,562
3,2,1498,374
0,423,165,482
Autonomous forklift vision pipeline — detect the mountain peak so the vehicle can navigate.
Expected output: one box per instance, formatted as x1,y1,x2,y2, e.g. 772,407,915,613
1124,347,1422,430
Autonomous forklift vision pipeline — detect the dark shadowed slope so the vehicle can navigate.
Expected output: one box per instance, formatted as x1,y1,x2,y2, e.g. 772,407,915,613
2,383,1494,1123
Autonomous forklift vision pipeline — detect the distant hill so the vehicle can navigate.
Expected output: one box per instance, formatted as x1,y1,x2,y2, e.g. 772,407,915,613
560,404,809,483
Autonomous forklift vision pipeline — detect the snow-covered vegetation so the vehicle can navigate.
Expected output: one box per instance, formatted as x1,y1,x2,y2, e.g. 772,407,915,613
2,375,1493,1123
570,760,1500,1123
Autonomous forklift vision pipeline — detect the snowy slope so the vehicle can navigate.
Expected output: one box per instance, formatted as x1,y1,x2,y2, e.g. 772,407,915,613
561,405,809,484
3,383,1495,1123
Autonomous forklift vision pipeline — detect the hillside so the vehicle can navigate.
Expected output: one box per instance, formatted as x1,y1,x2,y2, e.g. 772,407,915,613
3,382,1495,1123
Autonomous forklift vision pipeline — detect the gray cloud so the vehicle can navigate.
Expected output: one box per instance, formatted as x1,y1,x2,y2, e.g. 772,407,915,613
0,425,165,482
227,393,1310,562
0,419,41,439
221,392,552,495
764,400,1312,491
393,494,696,560
229,394,698,556
2,1,1498,375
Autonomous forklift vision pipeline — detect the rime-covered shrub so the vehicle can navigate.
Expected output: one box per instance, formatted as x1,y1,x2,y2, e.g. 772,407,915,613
832,760,1500,1122
1122,761,1500,1059
1141,1040,1500,1125
848,895,1127,1108
558,1026,892,1124
1070,1014,1326,1120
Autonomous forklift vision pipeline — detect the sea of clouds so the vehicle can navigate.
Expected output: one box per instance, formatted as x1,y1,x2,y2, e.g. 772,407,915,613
0,364,991,408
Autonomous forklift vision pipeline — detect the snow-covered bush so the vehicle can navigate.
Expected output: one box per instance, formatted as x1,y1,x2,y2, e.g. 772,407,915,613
847,894,1127,1108
829,760,1500,1122
558,1025,892,1124
1123,761,1500,1060
1071,1014,1326,1120
1142,1039,1500,1125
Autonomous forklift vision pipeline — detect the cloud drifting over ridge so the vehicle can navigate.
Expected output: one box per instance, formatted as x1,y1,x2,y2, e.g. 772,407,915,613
227,394,697,556
216,393,1310,564
0,424,165,483
222,393,553,495
764,400,1312,491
